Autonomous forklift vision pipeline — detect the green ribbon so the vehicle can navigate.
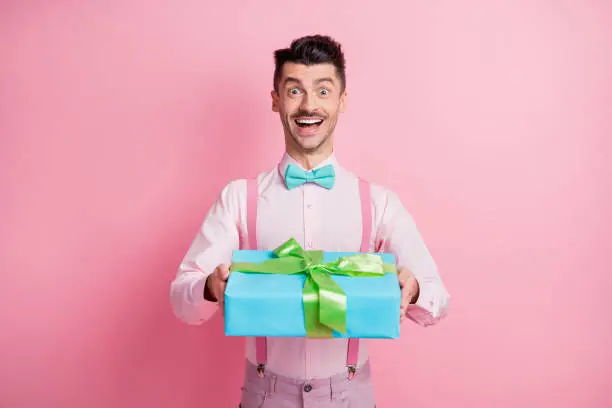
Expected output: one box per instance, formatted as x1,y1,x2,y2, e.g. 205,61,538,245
229,238,396,338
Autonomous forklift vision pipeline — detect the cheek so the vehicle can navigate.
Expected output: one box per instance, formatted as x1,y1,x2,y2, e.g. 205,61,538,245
321,99,341,115
282,102,300,117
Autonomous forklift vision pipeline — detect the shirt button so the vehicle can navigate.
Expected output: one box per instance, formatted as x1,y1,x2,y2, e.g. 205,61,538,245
303,384,312,392
306,203,313,209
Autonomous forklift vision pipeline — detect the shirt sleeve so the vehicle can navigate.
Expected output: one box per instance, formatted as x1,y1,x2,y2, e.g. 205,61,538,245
375,187,450,327
169,179,244,325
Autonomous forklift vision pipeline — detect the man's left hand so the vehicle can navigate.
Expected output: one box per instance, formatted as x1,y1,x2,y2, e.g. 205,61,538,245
398,267,419,322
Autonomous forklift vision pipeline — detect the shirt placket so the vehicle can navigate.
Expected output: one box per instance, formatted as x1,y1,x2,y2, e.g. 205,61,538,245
302,183,317,380
303,184,316,251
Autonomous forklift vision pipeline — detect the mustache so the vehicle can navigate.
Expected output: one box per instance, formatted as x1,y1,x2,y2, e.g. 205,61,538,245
291,110,327,119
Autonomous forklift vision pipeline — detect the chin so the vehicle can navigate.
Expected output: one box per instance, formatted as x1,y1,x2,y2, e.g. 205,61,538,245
294,134,325,151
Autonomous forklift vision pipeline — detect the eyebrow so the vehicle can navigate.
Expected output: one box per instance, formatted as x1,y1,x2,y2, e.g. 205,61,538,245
314,77,336,85
283,76,337,87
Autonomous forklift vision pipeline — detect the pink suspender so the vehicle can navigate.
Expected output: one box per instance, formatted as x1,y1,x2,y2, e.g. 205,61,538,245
246,178,259,251
345,178,371,377
358,179,372,253
246,177,372,379
246,179,268,372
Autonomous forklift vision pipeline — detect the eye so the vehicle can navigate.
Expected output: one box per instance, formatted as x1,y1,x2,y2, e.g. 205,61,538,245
289,88,302,96
319,89,330,96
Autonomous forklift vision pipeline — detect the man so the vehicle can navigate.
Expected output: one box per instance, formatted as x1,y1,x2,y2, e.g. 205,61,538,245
170,35,450,408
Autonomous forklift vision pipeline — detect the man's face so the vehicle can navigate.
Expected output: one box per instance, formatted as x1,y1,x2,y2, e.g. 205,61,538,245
272,62,346,154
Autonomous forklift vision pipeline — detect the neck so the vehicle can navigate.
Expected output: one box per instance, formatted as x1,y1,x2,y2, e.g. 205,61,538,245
285,145,333,170
284,130,335,170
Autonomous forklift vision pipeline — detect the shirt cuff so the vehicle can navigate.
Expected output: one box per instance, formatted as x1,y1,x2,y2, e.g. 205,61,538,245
404,281,449,327
184,275,219,324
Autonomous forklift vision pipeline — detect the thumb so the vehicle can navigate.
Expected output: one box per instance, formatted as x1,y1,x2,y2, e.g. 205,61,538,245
397,268,411,287
217,264,230,280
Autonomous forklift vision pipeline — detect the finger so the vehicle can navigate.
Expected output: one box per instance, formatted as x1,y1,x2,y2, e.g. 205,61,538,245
217,279,227,297
401,286,413,308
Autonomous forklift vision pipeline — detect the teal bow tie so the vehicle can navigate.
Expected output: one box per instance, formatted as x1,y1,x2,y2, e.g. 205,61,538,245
284,163,336,190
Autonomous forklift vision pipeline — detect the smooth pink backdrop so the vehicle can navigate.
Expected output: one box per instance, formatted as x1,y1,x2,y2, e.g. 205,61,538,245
1,1,611,407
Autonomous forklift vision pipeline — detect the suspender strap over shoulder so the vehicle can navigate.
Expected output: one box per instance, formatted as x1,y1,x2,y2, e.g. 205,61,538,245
358,178,372,253
246,177,372,379
246,178,258,252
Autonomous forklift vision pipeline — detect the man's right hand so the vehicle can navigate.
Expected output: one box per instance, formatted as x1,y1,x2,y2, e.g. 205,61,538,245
204,264,230,308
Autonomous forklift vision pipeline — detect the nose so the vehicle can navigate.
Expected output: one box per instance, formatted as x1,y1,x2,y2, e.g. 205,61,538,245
299,92,318,112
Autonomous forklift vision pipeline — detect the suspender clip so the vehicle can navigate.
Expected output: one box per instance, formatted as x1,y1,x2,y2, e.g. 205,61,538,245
256,363,265,377
347,365,356,380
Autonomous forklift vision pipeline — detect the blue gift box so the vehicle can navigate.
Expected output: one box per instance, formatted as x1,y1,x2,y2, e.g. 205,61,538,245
224,249,401,338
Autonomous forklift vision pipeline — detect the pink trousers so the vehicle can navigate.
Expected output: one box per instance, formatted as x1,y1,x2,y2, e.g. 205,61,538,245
238,359,376,408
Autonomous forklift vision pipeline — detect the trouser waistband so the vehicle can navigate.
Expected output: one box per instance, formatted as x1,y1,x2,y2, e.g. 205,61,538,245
242,359,372,398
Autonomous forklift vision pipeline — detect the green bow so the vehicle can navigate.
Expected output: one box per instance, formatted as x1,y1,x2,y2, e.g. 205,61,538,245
229,238,396,338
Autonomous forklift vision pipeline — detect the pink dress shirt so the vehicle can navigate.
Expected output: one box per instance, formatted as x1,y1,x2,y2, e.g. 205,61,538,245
170,152,450,380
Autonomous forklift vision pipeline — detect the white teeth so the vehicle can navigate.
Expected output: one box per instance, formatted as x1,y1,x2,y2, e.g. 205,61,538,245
296,119,323,124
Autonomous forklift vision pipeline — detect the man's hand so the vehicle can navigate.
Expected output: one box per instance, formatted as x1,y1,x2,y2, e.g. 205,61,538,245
204,264,230,309
398,267,419,322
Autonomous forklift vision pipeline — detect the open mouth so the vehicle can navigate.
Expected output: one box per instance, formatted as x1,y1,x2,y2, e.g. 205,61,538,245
294,117,324,128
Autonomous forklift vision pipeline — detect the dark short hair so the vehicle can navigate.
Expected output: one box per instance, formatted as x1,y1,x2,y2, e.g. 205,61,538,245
273,35,346,92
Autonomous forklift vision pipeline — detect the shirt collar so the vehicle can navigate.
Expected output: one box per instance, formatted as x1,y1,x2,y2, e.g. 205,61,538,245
278,151,339,182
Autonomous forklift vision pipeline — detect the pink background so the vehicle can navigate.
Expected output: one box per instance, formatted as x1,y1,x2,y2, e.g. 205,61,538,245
1,1,611,407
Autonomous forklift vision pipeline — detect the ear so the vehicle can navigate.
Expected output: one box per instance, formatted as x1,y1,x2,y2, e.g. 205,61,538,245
339,89,347,113
271,90,279,112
